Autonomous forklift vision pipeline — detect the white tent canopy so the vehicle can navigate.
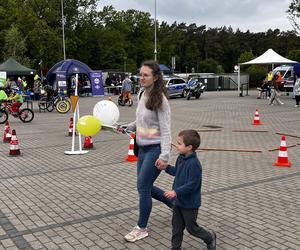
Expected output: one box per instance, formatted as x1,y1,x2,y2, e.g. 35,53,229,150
237,49,296,96
241,49,296,65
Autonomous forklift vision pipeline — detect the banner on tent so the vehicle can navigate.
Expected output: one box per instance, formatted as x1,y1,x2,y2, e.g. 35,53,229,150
56,71,67,89
89,71,104,96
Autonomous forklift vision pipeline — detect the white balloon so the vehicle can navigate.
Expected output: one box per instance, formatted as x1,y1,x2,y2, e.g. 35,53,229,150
93,100,120,126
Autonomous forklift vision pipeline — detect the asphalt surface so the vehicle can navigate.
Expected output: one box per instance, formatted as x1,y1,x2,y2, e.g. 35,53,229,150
0,90,299,250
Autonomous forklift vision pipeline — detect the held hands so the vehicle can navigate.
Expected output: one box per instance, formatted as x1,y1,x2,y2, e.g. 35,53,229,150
155,159,168,170
164,190,176,199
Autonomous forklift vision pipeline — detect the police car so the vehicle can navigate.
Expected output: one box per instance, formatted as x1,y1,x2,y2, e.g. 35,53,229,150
163,76,186,97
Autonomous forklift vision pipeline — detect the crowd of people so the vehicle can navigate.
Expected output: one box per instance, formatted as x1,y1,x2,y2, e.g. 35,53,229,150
257,70,300,107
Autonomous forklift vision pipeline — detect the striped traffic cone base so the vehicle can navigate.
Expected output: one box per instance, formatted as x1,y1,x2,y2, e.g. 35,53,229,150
3,121,11,143
125,133,137,162
252,108,262,125
273,135,292,167
83,136,94,149
9,129,21,156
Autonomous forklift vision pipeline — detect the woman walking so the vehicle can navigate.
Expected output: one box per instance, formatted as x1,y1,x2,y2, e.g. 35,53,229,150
269,71,284,105
123,60,173,242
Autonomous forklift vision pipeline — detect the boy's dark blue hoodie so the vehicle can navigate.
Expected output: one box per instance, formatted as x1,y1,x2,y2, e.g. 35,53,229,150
165,152,202,208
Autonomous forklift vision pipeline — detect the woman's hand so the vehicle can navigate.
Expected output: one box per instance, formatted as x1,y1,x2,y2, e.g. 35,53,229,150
155,159,168,170
164,190,176,199
115,125,127,134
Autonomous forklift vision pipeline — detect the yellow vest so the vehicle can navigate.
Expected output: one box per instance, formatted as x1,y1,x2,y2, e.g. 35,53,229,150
267,72,273,81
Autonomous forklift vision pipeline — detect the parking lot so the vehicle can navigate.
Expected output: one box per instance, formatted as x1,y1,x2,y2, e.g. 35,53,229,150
0,90,299,250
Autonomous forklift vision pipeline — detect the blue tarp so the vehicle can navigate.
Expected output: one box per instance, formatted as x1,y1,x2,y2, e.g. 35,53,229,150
294,62,300,76
159,64,172,75
46,59,92,85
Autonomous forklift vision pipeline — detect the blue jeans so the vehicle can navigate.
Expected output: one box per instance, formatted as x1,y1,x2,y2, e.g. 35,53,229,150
137,144,173,228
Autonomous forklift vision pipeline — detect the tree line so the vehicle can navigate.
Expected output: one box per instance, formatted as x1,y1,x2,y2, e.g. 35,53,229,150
0,0,300,79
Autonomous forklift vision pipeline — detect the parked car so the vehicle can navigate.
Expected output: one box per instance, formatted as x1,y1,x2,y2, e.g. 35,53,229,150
163,76,186,97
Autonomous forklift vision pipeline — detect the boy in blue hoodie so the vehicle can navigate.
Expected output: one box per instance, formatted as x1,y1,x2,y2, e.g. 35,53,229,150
158,130,216,250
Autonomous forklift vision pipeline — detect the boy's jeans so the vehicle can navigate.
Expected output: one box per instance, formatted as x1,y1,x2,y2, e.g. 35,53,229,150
171,206,212,250
137,144,173,228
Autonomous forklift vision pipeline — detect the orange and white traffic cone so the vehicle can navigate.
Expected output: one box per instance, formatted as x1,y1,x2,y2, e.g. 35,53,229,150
3,121,11,143
252,108,262,125
67,117,76,136
9,129,20,156
273,135,292,167
125,133,138,162
83,136,93,149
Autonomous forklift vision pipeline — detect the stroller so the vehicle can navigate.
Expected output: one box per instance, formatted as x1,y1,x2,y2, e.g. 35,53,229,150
118,92,133,106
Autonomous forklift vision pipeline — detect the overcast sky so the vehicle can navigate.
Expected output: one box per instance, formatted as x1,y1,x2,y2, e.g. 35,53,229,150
97,0,293,32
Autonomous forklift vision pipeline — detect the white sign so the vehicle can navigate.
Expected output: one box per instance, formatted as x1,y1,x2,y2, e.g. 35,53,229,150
58,81,67,87
234,65,239,73
0,71,7,87
94,78,100,84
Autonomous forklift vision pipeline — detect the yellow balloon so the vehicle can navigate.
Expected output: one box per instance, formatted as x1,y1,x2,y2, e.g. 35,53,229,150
76,115,102,136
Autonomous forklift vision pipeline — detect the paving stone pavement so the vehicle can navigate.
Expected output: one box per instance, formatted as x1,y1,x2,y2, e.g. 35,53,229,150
0,90,299,250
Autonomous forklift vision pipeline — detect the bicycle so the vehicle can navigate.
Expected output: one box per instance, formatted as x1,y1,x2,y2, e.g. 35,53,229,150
38,86,71,113
0,101,34,124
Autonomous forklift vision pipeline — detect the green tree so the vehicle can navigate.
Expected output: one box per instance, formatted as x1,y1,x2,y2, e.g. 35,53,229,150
238,50,255,63
197,58,219,73
2,25,30,66
287,0,300,34
287,49,300,61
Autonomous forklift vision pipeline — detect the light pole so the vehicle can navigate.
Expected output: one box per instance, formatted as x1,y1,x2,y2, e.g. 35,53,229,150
61,0,66,60
154,0,157,61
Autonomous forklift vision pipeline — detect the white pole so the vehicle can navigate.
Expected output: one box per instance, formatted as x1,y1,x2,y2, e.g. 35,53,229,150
154,0,157,61
238,64,241,97
75,74,83,151
64,74,88,155
61,0,66,60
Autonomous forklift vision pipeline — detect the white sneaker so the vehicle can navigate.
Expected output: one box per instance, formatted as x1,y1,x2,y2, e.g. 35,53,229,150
124,226,148,242
295,105,299,107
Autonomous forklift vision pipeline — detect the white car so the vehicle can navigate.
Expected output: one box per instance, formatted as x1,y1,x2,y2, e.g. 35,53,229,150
163,76,186,97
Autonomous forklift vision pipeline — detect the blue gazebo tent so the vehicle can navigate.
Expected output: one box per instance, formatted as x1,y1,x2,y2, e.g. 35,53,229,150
46,59,92,87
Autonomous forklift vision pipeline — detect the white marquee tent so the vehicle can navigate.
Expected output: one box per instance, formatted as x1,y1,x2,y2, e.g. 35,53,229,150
237,49,296,95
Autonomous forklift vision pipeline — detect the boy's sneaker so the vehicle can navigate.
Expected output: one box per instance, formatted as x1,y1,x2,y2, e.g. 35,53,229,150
295,104,299,107
207,230,216,250
124,226,148,242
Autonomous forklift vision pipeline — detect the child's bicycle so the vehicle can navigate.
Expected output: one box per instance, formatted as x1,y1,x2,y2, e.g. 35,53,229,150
118,93,133,106
0,101,34,124
38,86,71,113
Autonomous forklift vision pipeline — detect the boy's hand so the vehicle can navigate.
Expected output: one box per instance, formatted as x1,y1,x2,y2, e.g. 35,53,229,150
164,190,176,199
155,159,167,170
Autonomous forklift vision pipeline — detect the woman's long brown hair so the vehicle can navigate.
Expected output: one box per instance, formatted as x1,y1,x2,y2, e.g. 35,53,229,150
141,60,168,111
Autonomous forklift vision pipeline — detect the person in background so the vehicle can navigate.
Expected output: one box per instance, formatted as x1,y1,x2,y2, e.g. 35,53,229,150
33,74,42,101
6,77,16,92
0,86,8,102
121,74,133,104
257,77,271,99
275,71,283,91
157,130,216,250
8,88,24,113
294,74,300,107
22,76,28,90
16,77,24,92
269,72,284,105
